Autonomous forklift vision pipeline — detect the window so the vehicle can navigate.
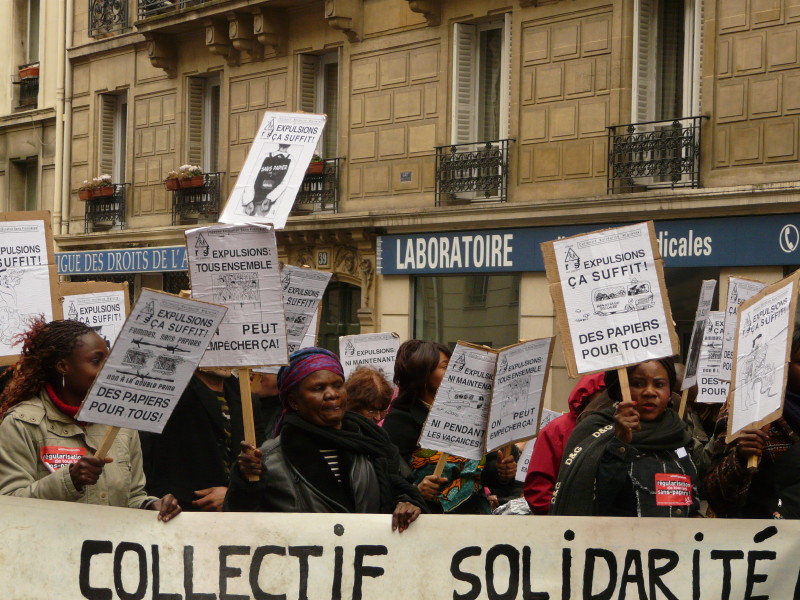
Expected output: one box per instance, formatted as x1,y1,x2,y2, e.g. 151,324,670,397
99,93,128,182
187,75,221,172
451,15,511,145
26,0,39,65
297,51,339,158
10,159,38,211
414,274,520,348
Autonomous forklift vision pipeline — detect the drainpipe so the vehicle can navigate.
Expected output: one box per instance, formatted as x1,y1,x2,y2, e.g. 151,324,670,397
52,0,65,234
59,0,74,236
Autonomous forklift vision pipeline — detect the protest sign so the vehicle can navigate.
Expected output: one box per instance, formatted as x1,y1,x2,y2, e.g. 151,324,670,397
185,224,288,368
486,337,554,451
728,271,800,441
219,111,326,229
0,211,61,366
6,495,800,599
541,221,678,377
721,277,767,382
60,281,129,348
76,289,227,433
419,341,496,461
340,332,400,383
282,265,332,353
696,311,728,403
682,279,717,390
514,408,561,482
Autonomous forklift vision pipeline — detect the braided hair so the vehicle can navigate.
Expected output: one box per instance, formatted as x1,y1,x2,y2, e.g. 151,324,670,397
0,318,95,416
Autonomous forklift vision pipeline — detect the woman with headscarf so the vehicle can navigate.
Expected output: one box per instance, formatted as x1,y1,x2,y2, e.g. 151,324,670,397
226,348,424,531
550,357,701,517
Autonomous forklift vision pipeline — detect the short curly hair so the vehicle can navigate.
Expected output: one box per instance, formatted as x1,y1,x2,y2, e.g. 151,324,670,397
345,366,393,414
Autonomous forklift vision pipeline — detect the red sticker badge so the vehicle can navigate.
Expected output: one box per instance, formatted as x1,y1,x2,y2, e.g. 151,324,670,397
40,446,86,473
655,473,693,506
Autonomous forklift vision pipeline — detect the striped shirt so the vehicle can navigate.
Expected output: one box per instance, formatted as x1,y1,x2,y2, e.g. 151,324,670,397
319,449,342,483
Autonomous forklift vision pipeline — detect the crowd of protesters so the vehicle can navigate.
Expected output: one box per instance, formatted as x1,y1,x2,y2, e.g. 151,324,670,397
1,317,800,526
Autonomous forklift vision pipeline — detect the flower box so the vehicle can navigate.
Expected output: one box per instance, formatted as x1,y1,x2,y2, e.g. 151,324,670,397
92,185,115,198
78,189,92,201
306,161,325,176
179,175,205,188
19,66,39,78
164,178,181,191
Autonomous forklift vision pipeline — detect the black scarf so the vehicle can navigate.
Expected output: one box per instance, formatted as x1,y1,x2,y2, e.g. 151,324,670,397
782,389,800,435
550,407,690,516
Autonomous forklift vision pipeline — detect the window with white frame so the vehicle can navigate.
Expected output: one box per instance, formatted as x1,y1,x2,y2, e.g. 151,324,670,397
297,51,339,159
99,92,128,183
451,15,511,145
26,0,39,64
186,75,221,172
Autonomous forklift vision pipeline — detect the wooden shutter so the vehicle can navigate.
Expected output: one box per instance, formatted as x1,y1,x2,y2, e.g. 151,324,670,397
322,60,339,158
451,22,477,144
297,54,318,113
633,0,656,124
98,94,117,177
186,77,206,167
500,12,512,139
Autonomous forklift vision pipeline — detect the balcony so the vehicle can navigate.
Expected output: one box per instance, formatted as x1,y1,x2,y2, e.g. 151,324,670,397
435,139,513,206
170,171,224,225
138,0,209,20
89,0,130,37
14,64,39,109
607,116,705,194
292,158,341,215
83,184,129,233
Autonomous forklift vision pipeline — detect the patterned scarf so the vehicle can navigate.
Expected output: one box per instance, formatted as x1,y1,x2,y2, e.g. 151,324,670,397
410,449,488,513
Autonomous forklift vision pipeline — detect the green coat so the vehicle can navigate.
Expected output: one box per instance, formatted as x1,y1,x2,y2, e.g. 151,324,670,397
0,390,156,508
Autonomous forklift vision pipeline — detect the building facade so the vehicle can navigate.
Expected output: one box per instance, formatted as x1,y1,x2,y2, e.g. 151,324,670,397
33,0,800,409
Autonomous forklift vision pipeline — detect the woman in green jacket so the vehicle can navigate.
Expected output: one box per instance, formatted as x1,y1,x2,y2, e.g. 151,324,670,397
0,318,180,521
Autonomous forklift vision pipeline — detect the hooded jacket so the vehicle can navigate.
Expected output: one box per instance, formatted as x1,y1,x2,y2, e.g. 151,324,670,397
523,373,605,514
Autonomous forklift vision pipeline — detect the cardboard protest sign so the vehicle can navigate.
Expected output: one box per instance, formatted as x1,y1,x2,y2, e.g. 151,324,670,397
59,281,129,348
514,408,561,482
486,337,554,451
682,279,717,390
185,224,288,368
281,265,331,353
721,277,767,382
696,311,728,403
76,289,227,433
0,211,62,366
219,111,326,229
728,272,800,441
541,221,678,377
339,332,400,383
419,342,496,460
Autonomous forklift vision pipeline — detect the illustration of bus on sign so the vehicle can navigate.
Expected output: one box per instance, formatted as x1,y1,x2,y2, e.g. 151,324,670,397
591,280,654,316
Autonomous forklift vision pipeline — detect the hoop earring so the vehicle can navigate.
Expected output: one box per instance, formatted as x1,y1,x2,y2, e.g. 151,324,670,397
62,374,65,390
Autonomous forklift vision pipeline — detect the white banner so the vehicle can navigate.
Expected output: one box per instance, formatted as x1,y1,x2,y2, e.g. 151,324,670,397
219,111,326,229
340,332,400,383
543,222,677,376
63,291,127,348
696,311,728,403
682,279,717,390
515,408,561,482
721,277,767,382
4,495,800,599
282,265,332,353
186,224,288,368
486,338,554,451
76,289,227,433
729,274,798,439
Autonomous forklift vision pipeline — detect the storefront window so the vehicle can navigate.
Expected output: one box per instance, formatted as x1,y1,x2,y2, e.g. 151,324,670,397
414,274,520,348
318,282,361,353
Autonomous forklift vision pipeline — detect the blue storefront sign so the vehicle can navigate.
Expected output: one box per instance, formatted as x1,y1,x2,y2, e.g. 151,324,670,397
56,246,187,275
377,214,800,275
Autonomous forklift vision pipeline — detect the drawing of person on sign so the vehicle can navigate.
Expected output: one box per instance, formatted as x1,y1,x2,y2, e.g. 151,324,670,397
243,143,292,217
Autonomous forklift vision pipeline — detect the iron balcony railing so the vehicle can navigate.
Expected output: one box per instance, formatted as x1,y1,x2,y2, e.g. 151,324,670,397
435,139,513,206
18,76,38,108
607,116,706,194
138,0,210,19
84,183,129,233
293,158,341,215
171,171,224,225
89,0,129,37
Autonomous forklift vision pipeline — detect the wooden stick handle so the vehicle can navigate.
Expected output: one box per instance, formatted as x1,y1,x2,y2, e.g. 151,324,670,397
239,368,259,482
618,367,632,404
677,389,689,419
94,426,121,460
433,452,449,478
747,455,759,471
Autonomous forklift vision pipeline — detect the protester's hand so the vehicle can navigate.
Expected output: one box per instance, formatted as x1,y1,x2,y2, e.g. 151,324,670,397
237,441,263,479
487,494,499,511
69,456,112,491
614,400,640,443
192,486,227,511
391,501,421,533
147,494,181,522
496,449,517,482
417,475,447,501
734,427,768,466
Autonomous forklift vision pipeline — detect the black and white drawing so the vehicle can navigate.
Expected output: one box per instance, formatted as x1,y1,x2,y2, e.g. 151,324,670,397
123,348,152,368
152,354,183,377
243,144,292,217
214,273,260,308
591,280,654,316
